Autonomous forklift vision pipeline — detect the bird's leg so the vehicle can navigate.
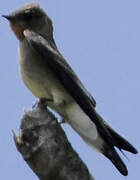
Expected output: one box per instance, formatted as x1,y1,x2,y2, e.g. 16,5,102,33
32,98,53,109
40,97,53,104
59,117,66,124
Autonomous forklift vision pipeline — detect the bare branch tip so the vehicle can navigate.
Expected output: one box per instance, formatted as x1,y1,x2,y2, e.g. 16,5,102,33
12,129,23,145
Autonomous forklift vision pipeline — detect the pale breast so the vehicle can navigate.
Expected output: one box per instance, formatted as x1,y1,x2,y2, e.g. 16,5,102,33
18,39,73,111
19,40,51,98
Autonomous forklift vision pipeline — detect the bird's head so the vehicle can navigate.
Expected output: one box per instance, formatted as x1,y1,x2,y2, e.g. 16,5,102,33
2,3,53,41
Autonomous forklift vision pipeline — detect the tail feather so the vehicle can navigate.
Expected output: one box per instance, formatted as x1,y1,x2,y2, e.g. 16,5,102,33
103,124,138,175
94,111,138,176
105,125,138,154
103,146,128,176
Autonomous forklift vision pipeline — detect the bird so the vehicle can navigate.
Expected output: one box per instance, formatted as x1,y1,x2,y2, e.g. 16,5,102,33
3,3,137,176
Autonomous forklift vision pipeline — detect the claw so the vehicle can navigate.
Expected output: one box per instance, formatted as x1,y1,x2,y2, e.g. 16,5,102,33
32,98,53,109
60,118,66,124
32,99,39,109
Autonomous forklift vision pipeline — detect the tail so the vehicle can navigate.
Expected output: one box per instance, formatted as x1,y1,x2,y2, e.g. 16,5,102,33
95,112,138,176
103,145,129,176
105,123,138,154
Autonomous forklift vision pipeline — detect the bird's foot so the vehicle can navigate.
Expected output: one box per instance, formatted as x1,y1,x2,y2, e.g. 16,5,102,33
59,118,66,124
32,98,53,109
32,99,39,109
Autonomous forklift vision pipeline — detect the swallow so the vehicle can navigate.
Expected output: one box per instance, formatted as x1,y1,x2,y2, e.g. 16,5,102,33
3,3,138,176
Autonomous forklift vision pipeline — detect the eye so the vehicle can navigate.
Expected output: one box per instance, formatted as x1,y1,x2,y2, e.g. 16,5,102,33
23,12,34,21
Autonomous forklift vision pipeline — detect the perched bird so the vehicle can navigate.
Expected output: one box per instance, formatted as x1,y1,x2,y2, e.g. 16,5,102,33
3,3,137,176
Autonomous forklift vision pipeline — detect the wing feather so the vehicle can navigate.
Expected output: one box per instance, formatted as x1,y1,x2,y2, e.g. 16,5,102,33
24,30,115,146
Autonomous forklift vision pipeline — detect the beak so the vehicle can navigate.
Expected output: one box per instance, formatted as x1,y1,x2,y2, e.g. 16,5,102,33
2,15,14,21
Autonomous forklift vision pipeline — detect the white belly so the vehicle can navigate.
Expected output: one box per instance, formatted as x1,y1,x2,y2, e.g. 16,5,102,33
65,102,104,152
66,102,98,140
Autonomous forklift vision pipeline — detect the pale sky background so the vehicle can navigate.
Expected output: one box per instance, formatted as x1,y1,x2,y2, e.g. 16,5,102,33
1,0,139,180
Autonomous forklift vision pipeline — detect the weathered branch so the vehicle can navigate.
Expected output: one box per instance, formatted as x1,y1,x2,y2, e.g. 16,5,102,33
13,101,94,180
